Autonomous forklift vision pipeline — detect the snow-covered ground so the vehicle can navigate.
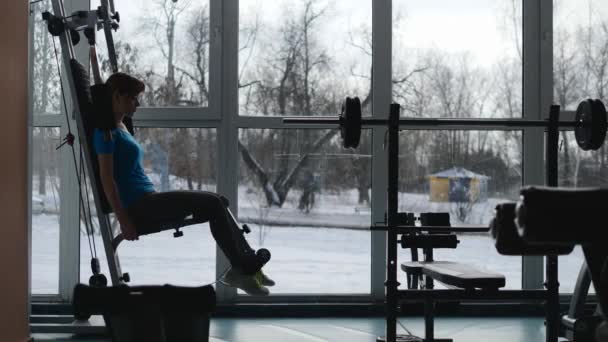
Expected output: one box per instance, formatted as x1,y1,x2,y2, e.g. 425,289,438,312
31,188,590,295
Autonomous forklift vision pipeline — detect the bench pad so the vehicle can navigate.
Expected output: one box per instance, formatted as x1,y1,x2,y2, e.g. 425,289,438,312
401,261,505,290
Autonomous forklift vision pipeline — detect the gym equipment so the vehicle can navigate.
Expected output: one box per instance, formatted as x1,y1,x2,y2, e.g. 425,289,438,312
45,0,270,290
41,0,128,293
490,202,574,255
516,186,607,342
286,96,608,151
501,106,608,342
596,322,608,342
561,263,603,342
79,49,270,280
515,196,608,342
515,186,608,245
575,99,608,151
42,0,120,67
391,105,570,342
395,212,506,342
73,283,216,342
296,103,564,342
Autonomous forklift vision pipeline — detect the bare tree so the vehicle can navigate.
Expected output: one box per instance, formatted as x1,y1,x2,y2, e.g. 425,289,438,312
177,4,210,106
427,53,490,169
492,58,523,171
238,0,340,209
550,0,608,186
239,129,337,207
171,5,217,189
140,0,191,106
554,28,583,185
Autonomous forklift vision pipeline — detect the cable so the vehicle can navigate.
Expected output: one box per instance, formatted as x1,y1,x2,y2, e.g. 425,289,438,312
51,38,74,137
397,319,415,336
80,148,98,257
52,36,98,264
204,266,231,287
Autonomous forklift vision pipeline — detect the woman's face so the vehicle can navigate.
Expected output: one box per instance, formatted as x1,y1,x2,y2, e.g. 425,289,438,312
113,92,141,118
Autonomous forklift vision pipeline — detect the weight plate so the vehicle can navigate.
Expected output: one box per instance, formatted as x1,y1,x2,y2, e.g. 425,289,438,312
591,99,607,150
341,97,361,148
350,97,362,148
575,99,594,151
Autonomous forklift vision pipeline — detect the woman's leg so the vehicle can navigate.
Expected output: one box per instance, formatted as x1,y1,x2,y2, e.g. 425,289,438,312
128,191,262,274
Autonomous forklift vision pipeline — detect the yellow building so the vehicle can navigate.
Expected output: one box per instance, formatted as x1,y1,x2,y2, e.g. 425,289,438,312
428,167,489,203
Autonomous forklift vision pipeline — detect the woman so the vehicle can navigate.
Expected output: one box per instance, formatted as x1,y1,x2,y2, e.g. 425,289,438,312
92,72,274,296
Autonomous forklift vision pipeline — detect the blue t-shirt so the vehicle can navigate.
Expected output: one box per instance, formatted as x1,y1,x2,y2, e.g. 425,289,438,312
92,128,155,208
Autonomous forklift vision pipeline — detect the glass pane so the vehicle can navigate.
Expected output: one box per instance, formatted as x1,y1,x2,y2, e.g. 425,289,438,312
398,130,523,289
393,1,522,118
31,0,62,116
81,128,218,286
239,1,372,116
238,128,372,294
556,131,598,293
31,127,62,294
91,0,210,107
554,1,608,110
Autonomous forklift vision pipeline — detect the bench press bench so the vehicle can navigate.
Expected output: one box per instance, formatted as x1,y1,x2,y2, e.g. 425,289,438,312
389,213,509,342
398,262,507,342
401,261,505,291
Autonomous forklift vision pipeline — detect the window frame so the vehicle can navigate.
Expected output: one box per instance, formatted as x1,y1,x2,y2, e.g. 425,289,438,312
30,0,580,305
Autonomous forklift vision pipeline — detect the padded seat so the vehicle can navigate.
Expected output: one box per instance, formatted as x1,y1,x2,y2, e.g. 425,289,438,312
401,261,424,274
401,261,505,290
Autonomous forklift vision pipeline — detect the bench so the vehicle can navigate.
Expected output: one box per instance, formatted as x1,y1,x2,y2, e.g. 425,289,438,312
395,212,508,342
401,261,505,290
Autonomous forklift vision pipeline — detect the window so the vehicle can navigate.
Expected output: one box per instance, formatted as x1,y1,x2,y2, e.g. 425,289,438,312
31,0,62,117
554,0,608,110
238,128,372,294
392,0,522,119
239,0,372,116
91,0,211,108
29,0,575,305
31,127,62,294
30,0,64,295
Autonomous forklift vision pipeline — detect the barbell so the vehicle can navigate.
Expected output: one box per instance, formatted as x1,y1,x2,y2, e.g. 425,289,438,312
284,97,608,151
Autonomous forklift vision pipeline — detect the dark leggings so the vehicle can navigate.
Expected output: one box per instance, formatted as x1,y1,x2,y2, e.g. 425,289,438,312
127,191,258,274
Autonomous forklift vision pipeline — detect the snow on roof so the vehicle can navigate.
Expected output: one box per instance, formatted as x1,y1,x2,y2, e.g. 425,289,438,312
428,167,489,179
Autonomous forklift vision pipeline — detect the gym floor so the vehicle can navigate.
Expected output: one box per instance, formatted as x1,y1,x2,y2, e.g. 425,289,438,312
31,316,547,341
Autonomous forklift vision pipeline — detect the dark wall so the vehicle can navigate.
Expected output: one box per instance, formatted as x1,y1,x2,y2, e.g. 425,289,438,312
0,1,30,340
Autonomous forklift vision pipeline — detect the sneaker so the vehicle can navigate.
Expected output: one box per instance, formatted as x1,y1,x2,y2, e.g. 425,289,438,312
259,270,275,287
220,268,270,296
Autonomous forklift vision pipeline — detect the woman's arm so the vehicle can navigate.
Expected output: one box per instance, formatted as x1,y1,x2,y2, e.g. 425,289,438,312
97,153,138,240
90,46,103,85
